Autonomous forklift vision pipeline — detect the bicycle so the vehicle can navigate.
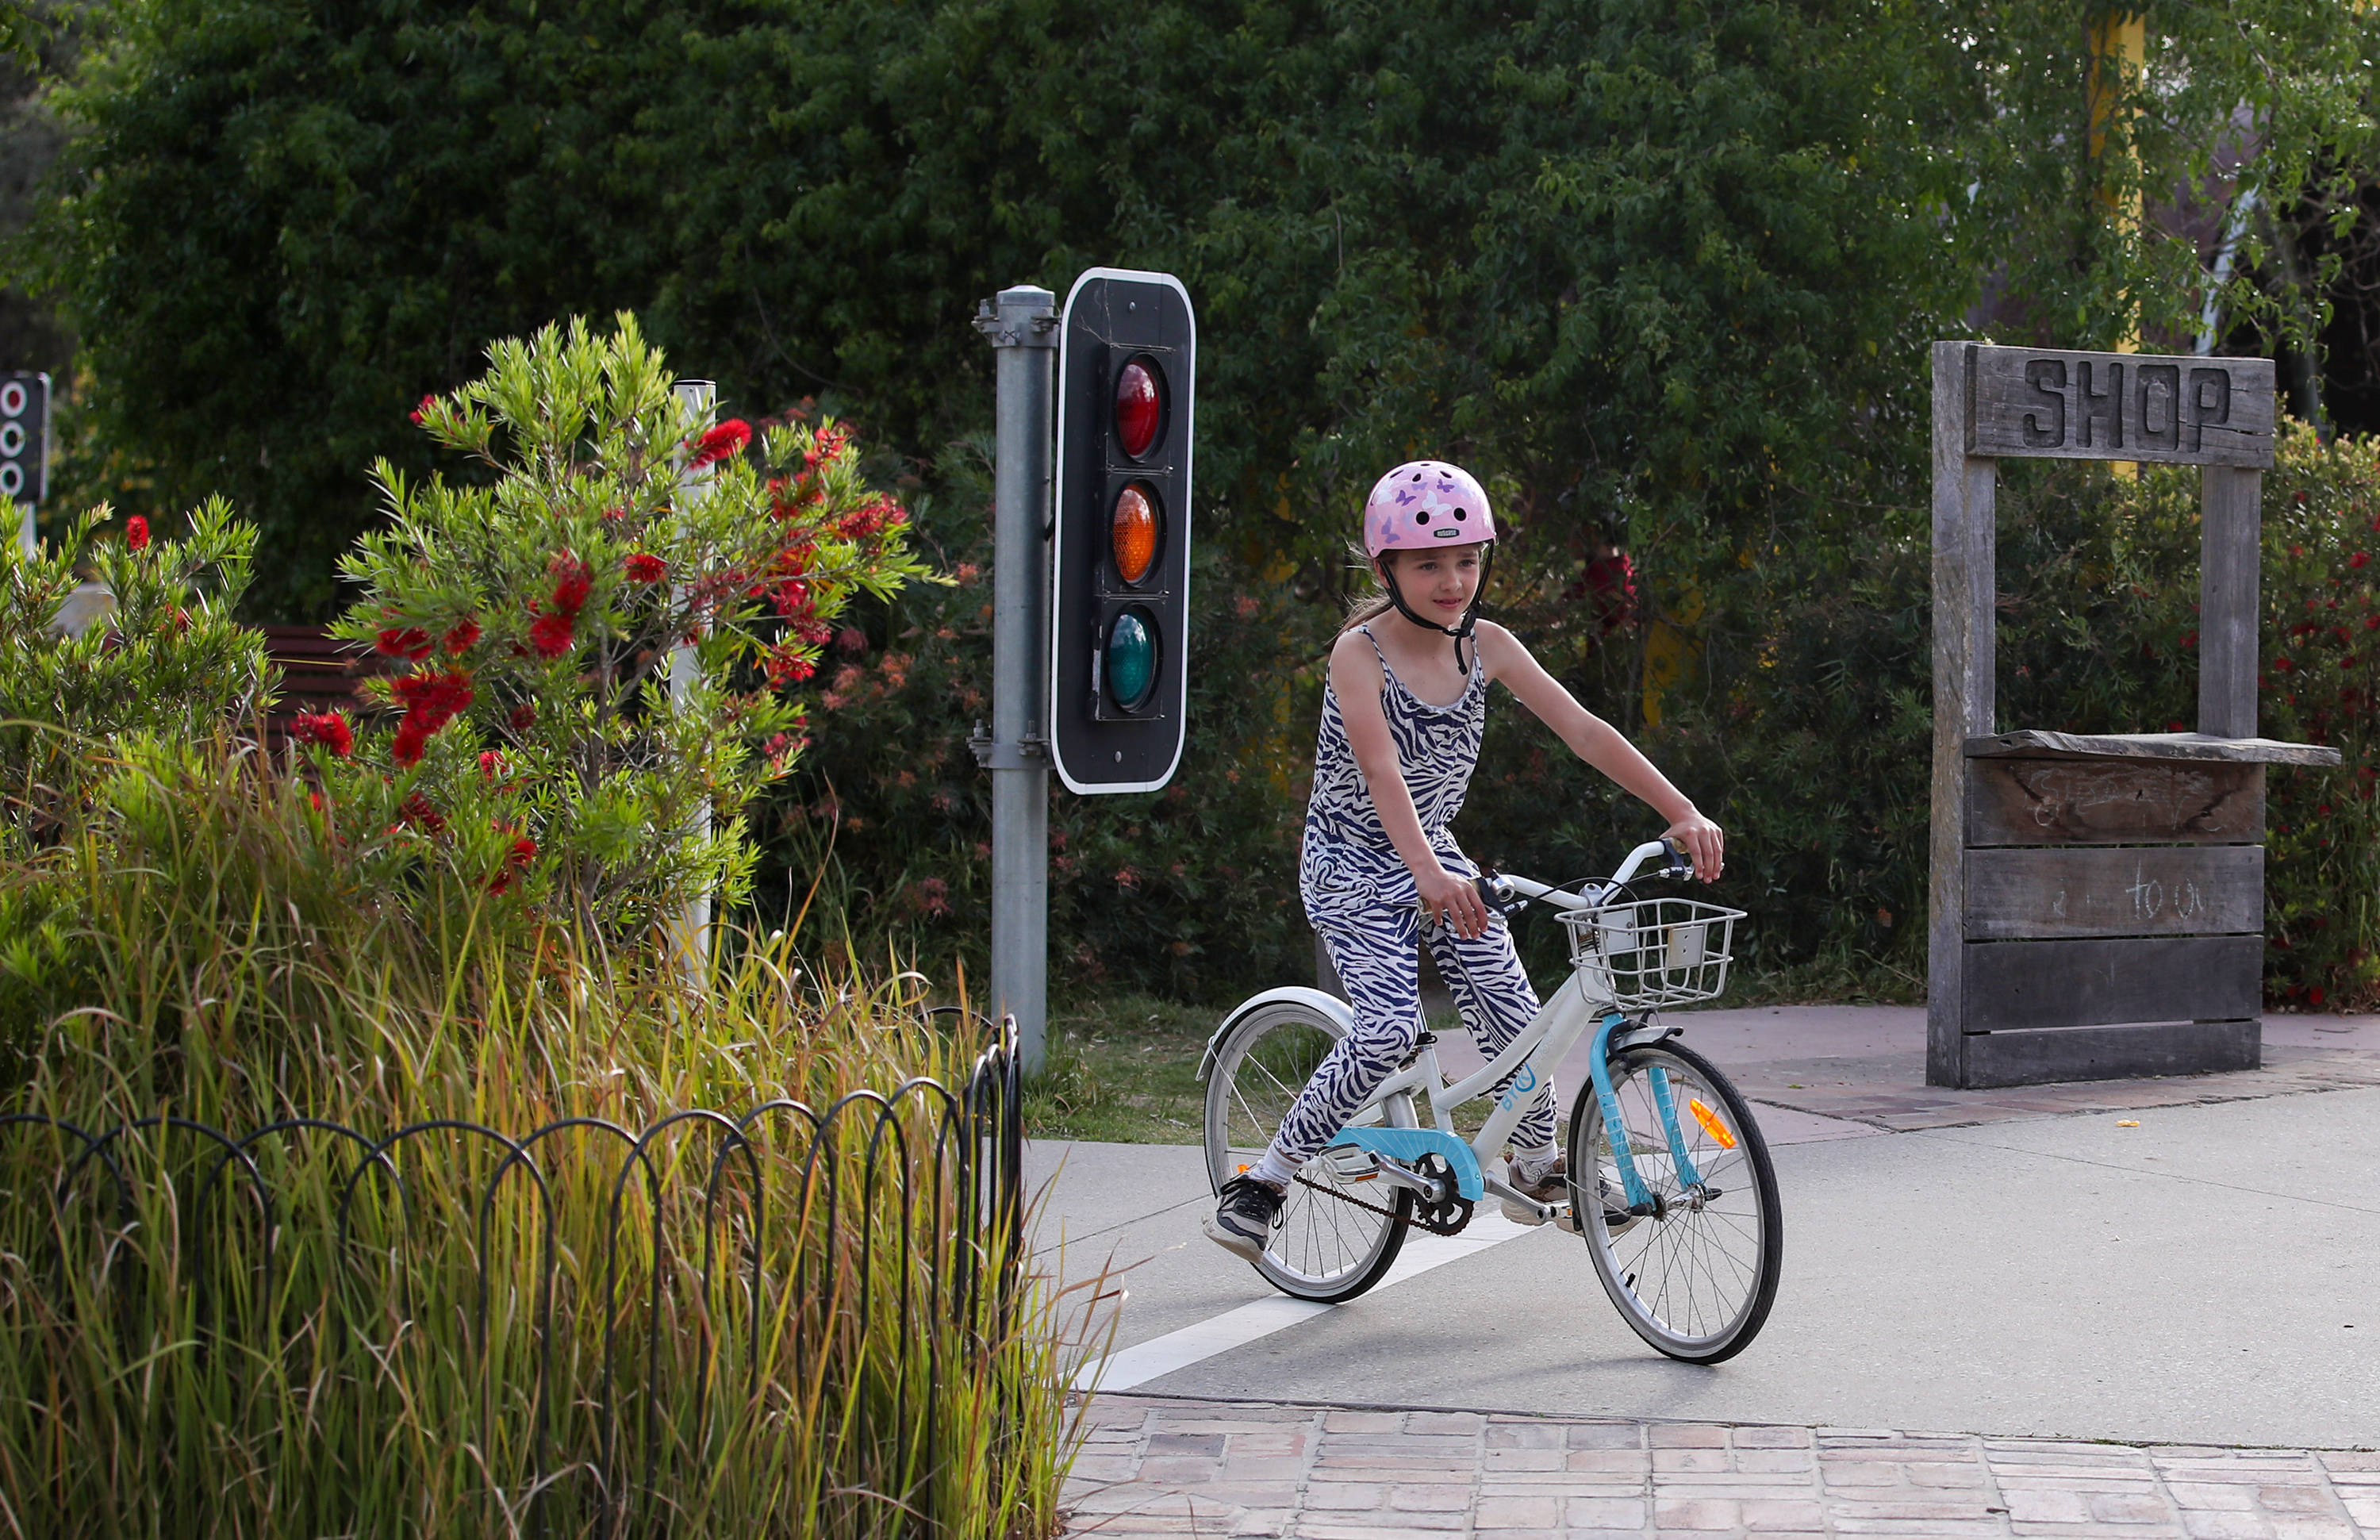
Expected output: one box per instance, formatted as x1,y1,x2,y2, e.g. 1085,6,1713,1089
1199,839,1780,1364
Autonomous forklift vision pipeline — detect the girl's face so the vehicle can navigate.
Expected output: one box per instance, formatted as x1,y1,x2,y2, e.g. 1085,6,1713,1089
1384,543,1485,623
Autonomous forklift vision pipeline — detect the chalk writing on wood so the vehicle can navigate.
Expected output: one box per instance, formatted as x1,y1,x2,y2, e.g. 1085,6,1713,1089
1963,345,2275,467
1963,845,2263,940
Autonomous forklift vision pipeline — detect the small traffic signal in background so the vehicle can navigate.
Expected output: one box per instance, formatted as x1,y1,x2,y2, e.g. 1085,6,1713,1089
1050,270,1194,793
2,373,49,553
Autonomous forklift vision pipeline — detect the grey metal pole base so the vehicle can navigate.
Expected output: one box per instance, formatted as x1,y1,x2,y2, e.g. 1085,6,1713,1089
973,286,1057,1074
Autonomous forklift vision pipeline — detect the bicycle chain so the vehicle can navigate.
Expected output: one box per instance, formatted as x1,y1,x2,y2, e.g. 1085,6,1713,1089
1293,1171,1475,1237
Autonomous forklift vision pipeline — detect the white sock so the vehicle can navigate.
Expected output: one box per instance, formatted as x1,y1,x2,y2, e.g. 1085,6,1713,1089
1513,1144,1561,1180
1250,1147,1299,1191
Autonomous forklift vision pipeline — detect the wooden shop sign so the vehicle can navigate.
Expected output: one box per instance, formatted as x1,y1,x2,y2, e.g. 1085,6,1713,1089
1963,345,2275,468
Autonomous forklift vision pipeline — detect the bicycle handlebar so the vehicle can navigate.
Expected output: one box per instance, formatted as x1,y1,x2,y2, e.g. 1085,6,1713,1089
1492,839,1691,913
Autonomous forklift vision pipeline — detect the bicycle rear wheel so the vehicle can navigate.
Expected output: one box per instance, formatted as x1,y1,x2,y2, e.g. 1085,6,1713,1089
1203,1000,1410,1302
1568,1039,1782,1362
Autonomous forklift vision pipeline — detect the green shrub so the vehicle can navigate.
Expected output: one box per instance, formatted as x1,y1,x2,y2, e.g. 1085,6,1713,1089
323,313,927,948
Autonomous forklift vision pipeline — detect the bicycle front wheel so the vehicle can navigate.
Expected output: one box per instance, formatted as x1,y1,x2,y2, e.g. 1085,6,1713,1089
1569,1040,1782,1363
1203,1000,1410,1303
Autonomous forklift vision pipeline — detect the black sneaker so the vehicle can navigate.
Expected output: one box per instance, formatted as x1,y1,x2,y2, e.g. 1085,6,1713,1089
1203,1174,1284,1262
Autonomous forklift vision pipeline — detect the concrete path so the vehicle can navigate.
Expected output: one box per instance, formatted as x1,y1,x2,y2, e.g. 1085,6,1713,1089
1035,1008,2380,1534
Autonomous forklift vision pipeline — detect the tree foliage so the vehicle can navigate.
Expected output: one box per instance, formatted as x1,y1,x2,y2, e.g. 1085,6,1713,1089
18,0,2380,993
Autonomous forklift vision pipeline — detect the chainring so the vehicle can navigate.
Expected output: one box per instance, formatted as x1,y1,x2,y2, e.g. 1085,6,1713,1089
1296,1150,1473,1237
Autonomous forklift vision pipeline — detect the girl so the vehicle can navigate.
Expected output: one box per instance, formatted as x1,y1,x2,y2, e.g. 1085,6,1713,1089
1206,461,1725,1261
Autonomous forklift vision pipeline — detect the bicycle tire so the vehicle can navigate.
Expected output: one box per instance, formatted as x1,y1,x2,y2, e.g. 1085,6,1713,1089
1568,1039,1782,1362
1203,999,1411,1303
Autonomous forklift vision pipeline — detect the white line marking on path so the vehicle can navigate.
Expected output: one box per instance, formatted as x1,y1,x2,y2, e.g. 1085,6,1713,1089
1073,1211,1537,1392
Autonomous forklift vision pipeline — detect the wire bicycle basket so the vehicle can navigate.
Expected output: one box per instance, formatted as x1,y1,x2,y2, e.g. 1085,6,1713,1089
1560,895,1746,1011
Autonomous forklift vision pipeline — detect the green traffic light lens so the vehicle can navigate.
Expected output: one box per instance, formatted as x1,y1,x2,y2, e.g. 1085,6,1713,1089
1105,608,1157,712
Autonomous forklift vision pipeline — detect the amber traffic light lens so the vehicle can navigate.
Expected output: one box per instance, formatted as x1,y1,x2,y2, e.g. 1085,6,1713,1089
1115,359,1162,459
1111,483,1159,585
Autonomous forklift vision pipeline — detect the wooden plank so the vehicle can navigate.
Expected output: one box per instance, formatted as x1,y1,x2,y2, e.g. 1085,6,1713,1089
1966,758,2263,846
1960,935,2263,1031
2201,465,2262,738
1959,1020,2260,1089
1964,730,2340,766
1929,340,1998,1089
1964,846,2263,940
1962,344,2275,467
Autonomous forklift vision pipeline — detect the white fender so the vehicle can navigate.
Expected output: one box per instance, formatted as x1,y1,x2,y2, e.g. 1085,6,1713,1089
1196,985,1357,1083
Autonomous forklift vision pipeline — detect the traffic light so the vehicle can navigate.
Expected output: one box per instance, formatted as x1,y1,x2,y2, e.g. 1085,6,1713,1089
1049,270,1195,793
1,373,48,551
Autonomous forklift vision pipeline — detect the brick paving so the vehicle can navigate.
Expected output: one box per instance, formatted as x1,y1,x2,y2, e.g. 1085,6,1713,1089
1061,1396,2380,1538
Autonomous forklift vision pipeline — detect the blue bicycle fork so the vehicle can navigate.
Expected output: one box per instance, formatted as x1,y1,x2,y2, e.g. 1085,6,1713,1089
1586,1011,1704,1212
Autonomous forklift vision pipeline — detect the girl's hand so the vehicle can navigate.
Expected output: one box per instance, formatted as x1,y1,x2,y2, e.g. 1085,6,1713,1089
1664,812,1726,883
1417,863,1491,939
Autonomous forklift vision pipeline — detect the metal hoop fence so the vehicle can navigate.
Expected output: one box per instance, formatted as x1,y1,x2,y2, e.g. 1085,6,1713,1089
0,1023,1027,1538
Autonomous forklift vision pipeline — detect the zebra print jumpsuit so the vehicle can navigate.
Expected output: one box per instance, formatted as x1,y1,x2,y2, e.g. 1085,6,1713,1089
1254,627,1557,1185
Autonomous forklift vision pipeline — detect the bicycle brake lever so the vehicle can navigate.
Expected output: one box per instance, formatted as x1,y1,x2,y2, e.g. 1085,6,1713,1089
1658,838,1694,880
1475,869,1530,918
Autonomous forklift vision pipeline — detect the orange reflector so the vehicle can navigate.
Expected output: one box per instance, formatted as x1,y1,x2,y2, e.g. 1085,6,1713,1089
1111,483,1158,584
1687,1098,1737,1150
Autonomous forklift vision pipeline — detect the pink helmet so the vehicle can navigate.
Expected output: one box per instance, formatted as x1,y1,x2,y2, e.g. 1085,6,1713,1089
1362,461,1496,559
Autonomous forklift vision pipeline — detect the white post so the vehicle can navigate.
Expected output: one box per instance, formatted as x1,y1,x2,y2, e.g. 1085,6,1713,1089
669,378,716,978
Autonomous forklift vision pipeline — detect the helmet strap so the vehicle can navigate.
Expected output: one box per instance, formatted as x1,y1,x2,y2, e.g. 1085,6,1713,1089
1377,544,1495,674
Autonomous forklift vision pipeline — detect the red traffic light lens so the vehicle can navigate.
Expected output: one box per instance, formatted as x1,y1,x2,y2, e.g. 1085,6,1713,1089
1111,483,1159,585
1115,359,1162,459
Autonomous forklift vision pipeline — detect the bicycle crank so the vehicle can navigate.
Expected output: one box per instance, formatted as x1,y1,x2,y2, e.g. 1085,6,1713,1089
1297,1151,1474,1237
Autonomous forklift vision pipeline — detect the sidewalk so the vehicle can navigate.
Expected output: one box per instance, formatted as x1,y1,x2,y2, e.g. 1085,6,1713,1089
1041,1006,2380,1534
1061,1396,2380,1538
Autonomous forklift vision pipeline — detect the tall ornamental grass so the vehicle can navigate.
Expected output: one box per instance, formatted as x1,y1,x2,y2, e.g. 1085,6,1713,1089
0,749,1081,1538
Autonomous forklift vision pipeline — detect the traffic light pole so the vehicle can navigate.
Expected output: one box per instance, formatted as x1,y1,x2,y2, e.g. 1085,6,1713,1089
973,285,1058,1073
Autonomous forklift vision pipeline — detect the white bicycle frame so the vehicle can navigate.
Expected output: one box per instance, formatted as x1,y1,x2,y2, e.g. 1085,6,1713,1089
1344,840,1680,1216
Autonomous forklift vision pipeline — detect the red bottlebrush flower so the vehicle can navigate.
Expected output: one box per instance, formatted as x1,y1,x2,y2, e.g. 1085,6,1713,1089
2179,631,2196,650
2355,552,2372,570
478,749,505,781
770,578,812,618
836,497,900,540
547,553,593,616
508,703,535,734
529,611,576,659
793,618,832,646
905,876,950,917
835,626,866,654
488,834,536,894
409,393,436,426
125,516,150,552
690,418,752,468
2274,657,2296,673
765,646,817,686
443,619,482,655
396,792,446,835
1114,866,1140,889
803,424,850,469
624,552,666,585
290,709,355,758
388,669,475,764
376,626,433,661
